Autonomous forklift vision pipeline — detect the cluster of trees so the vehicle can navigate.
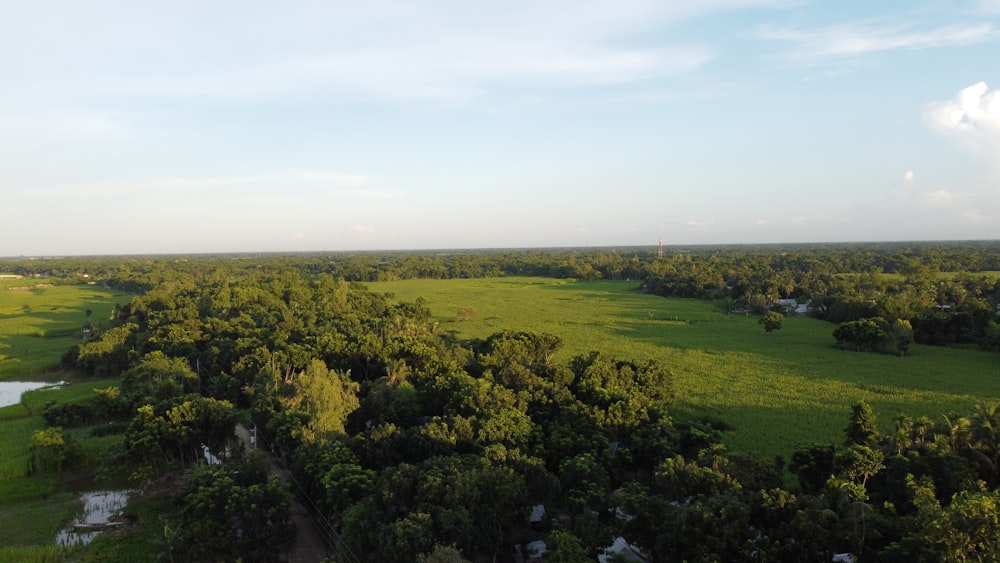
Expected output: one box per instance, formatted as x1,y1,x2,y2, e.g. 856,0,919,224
639,253,999,355
833,318,914,356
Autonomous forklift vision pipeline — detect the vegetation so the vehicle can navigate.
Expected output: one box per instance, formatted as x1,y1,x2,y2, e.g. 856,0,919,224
0,280,128,379
372,277,998,459
0,242,997,561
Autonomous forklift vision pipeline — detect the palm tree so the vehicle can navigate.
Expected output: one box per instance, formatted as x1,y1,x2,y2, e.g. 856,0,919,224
970,402,1000,485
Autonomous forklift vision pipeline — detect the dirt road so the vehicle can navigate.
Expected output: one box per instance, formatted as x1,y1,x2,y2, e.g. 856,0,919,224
236,424,331,563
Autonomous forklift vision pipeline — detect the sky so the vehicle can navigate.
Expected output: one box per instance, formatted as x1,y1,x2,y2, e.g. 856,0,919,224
2,0,999,256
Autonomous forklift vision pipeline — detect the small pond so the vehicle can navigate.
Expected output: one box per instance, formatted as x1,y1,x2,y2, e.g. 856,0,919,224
0,380,64,408
54,489,133,547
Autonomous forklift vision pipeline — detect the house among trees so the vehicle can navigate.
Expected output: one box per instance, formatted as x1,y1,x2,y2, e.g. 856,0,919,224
599,536,649,562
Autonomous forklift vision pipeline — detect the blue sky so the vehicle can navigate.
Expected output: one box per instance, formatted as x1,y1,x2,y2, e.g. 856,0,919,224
2,0,999,255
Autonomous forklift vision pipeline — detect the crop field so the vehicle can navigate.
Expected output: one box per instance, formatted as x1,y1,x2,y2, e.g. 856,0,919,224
371,277,1000,460
0,280,129,379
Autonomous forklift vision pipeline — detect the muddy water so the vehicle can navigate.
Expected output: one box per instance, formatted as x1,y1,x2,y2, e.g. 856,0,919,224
54,489,132,547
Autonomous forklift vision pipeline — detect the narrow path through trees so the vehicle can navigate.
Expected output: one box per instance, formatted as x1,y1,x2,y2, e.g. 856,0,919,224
236,424,332,563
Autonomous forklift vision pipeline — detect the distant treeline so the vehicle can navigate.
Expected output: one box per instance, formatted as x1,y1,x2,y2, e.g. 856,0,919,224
5,240,1000,285
5,241,1000,352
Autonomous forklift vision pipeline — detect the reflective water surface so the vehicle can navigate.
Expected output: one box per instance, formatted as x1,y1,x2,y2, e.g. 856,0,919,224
0,380,63,408
54,489,132,547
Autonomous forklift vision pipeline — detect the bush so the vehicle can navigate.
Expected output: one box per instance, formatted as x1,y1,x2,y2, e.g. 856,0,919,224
42,401,94,428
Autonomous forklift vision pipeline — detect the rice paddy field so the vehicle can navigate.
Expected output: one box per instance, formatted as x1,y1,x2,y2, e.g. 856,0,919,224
371,277,1000,461
0,280,129,555
0,280,129,379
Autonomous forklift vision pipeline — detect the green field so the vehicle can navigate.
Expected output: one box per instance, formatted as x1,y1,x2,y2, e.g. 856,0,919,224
371,277,1000,460
0,280,128,379
0,280,131,553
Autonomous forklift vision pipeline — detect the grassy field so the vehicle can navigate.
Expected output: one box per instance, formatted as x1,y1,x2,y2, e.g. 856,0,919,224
371,277,1000,460
0,281,132,552
0,280,129,380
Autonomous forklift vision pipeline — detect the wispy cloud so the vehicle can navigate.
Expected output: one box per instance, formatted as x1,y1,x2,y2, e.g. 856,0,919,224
10,169,380,203
0,110,132,149
760,21,997,63
1,0,796,104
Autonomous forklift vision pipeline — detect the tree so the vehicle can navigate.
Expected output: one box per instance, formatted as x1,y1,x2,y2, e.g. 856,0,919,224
123,395,237,481
789,443,836,493
890,318,914,356
121,351,200,407
417,545,471,563
846,400,880,448
175,454,294,562
286,358,360,441
29,426,83,473
834,317,890,352
546,529,590,562
759,311,785,332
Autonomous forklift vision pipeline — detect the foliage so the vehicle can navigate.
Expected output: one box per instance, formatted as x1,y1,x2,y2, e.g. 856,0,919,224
0,545,76,563
172,454,294,562
759,310,785,332
416,544,471,563
29,426,83,473
0,282,127,378
846,400,880,448
374,277,999,460
2,247,999,560
121,351,200,408
0,417,46,480
545,529,590,562
123,395,236,482
285,358,360,441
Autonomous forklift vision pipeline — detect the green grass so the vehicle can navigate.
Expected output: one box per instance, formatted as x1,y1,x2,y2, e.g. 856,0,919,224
0,281,129,379
0,491,81,547
0,402,31,421
0,474,60,506
0,545,77,563
20,378,120,415
372,277,1000,460
0,417,46,480
0,281,134,554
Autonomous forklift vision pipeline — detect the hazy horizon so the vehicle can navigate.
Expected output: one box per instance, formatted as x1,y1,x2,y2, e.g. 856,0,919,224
2,1,998,256
4,238,999,261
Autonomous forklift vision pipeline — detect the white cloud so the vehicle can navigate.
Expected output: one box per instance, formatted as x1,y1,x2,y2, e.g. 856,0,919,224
760,21,997,63
924,189,954,203
345,225,375,239
0,0,795,104
963,209,989,222
147,170,370,191
925,82,1000,163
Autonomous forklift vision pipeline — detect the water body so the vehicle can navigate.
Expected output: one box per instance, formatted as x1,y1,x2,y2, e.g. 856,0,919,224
54,490,132,547
0,380,62,408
